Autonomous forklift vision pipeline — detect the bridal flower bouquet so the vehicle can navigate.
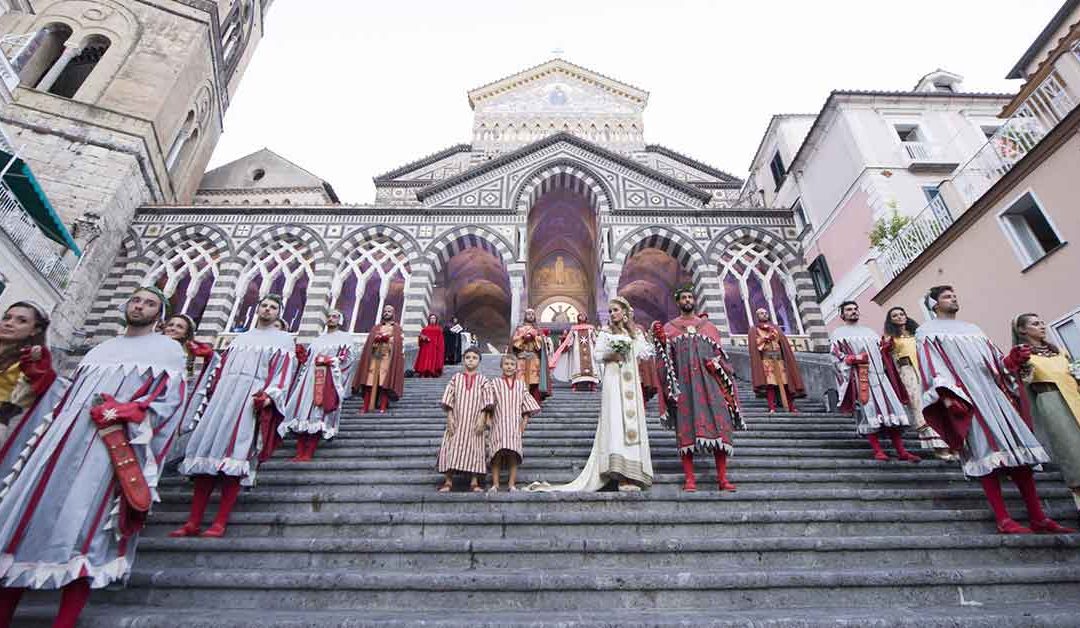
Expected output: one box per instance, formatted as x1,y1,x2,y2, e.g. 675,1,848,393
608,336,633,360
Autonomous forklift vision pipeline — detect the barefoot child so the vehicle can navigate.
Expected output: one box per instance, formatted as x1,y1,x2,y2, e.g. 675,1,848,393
486,353,541,491
436,348,493,492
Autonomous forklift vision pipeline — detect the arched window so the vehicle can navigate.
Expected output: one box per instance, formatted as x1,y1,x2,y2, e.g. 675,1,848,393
47,35,110,98
15,23,72,88
228,239,313,332
718,240,803,336
150,239,220,325
331,237,411,333
166,110,196,173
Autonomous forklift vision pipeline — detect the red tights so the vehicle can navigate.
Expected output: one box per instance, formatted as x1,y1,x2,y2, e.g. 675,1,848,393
979,467,1047,526
765,386,797,412
169,474,242,537
679,449,735,492
291,433,320,461
0,578,90,628
360,389,389,414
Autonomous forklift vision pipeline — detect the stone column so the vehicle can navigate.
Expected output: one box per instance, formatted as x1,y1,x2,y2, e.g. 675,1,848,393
401,261,432,339
508,272,524,333
34,45,78,92
298,259,334,340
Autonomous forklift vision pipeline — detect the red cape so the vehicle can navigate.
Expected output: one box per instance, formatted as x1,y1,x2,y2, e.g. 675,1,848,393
747,323,806,398
413,324,446,377
351,323,405,400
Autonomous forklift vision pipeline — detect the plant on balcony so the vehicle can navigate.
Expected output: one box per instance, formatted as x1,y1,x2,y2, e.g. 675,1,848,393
869,210,912,248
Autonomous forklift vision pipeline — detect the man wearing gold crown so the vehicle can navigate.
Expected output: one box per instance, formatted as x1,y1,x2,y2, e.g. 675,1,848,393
652,285,742,492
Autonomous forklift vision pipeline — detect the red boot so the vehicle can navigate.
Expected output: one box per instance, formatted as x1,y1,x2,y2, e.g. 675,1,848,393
290,436,308,462
888,428,921,463
1011,467,1076,533
980,471,1031,534
0,587,25,628
714,449,736,491
867,433,890,461
306,434,320,460
680,452,697,492
766,387,778,413
168,475,214,537
202,476,241,538
53,578,91,628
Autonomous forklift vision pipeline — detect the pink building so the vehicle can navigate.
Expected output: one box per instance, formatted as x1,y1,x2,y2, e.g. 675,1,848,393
744,75,1012,333
873,1,1080,352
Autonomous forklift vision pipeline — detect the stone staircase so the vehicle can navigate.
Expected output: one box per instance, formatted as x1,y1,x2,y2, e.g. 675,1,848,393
18,360,1080,626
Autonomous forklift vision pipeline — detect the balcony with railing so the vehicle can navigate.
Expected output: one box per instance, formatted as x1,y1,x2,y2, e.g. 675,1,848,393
0,180,76,289
876,54,1080,281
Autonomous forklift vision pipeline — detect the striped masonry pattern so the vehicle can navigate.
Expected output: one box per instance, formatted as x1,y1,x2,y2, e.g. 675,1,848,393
514,164,611,215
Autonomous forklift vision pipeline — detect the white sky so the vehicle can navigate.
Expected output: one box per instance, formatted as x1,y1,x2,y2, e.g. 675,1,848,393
208,0,1065,202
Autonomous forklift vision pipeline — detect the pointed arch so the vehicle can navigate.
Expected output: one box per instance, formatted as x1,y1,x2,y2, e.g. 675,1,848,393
330,235,412,334
511,159,614,216
228,233,318,332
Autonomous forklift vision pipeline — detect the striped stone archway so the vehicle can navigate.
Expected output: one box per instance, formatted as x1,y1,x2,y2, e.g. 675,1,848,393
512,160,614,216
608,226,718,325
412,226,516,342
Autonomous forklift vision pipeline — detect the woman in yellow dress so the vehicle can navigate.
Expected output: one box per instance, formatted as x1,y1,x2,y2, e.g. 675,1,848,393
882,307,952,459
1012,313,1080,519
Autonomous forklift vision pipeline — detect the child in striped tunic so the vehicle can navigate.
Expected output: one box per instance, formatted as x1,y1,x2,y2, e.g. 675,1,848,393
436,348,492,492
486,353,541,491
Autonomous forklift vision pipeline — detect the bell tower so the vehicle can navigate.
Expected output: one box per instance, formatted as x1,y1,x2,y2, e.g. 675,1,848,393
0,0,271,352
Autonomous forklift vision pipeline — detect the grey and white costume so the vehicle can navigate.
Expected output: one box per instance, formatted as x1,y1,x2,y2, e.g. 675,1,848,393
0,376,70,487
0,334,185,589
179,327,294,487
280,330,356,440
916,318,1049,477
830,324,910,435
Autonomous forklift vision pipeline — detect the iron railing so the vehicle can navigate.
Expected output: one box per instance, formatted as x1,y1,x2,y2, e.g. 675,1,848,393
877,70,1078,280
0,181,74,289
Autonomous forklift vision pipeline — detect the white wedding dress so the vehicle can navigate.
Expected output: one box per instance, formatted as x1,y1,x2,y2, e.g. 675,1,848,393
529,328,654,491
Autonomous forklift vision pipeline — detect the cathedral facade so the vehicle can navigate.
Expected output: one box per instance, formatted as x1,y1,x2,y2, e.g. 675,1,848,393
83,59,829,352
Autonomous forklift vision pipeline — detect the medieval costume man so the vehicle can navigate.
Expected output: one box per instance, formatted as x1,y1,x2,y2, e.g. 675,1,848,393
917,286,1072,534
747,307,805,413
830,300,919,463
0,301,61,481
510,308,551,404
652,285,742,492
171,294,295,538
281,310,356,461
352,304,405,414
550,312,599,392
0,287,186,628
413,314,446,378
1012,312,1080,520
443,317,464,365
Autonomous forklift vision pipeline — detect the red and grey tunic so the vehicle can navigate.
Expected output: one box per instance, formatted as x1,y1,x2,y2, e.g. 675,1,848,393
656,317,742,455
0,334,186,589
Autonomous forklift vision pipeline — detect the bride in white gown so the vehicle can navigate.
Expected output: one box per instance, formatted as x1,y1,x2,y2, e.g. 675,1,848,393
529,296,654,492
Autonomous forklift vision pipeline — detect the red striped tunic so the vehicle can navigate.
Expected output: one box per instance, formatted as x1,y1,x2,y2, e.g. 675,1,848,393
487,375,541,463
436,372,492,474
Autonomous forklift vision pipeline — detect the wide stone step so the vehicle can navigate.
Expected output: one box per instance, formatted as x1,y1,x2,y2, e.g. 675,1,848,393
159,469,1039,488
150,485,1075,514
59,565,1080,611
139,507,1077,539
134,534,1080,571
18,602,1080,628
294,438,923,452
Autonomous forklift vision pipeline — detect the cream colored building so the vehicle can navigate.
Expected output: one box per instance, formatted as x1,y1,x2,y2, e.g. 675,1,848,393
742,73,1012,332
872,1,1080,351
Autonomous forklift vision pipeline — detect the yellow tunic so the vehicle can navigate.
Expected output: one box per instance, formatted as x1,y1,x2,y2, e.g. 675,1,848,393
0,362,21,402
1029,352,1080,427
891,335,918,367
